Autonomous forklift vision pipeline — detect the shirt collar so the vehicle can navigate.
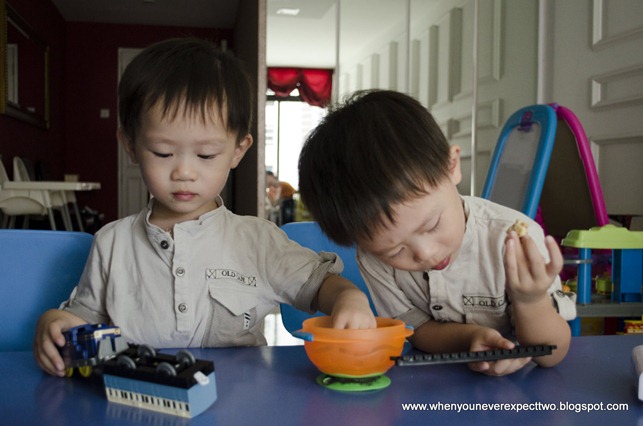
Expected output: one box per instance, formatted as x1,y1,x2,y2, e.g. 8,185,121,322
144,196,226,235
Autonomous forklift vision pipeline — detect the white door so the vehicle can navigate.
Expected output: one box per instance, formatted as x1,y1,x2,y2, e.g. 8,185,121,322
117,48,148,218
544,0,643,217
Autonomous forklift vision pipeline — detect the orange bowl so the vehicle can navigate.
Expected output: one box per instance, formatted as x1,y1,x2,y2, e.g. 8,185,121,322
298,316,413,378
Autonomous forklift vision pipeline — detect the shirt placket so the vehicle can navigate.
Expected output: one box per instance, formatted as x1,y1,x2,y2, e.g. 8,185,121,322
427,271,448,321
172,233,191,333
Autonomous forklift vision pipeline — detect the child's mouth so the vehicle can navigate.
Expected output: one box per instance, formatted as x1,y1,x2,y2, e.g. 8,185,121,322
173,192,196,201
432,256,450,271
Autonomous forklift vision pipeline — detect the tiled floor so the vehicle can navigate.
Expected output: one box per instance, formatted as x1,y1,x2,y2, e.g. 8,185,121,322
263,311,303,346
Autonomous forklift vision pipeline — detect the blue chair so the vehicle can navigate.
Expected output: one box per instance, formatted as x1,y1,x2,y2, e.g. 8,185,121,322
0,230,93,351
279,222,376,334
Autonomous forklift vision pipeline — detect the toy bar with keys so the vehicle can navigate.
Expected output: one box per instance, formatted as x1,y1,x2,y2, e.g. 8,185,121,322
392,345,557,366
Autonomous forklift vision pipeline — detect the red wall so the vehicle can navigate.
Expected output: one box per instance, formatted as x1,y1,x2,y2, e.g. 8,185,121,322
0,0,232,224
0,0,66,183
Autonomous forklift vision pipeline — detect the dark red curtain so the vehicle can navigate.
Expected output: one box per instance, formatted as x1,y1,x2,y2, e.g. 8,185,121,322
267,67,333,107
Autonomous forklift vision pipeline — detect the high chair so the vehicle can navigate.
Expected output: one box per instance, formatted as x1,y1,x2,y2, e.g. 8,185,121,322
13,156,78,231
0,157,57,229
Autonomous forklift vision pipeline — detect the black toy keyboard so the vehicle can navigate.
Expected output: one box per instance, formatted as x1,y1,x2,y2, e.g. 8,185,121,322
392,345,557,366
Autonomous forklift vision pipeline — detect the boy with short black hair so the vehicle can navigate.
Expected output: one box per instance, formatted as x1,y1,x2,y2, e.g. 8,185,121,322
34,38,375,377
299,90,575,376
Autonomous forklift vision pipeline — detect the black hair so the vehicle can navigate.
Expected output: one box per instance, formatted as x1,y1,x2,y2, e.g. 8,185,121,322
118,37,253,144
298,90,451,246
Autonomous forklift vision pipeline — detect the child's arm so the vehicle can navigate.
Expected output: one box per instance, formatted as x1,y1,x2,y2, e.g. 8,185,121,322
314,274,377,329
504,231,570,367
409,320,532,376
34,309,88,377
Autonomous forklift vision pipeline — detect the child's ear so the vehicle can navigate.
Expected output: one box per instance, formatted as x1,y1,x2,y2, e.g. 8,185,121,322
230,134,253,169
448,145,462,185
117,127,138,164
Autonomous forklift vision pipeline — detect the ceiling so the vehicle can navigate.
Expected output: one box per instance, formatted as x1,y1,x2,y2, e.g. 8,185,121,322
50,0,336,67
50,0,411,69
50,0,241,29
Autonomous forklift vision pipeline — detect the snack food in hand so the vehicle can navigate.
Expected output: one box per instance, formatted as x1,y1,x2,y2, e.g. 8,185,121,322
508,220,528,237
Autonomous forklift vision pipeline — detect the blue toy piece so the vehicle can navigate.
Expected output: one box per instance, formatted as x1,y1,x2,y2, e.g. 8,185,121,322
102,345,217,418
481,104,557,219
58,323,128,376
613,249,643,303
279,222,377,334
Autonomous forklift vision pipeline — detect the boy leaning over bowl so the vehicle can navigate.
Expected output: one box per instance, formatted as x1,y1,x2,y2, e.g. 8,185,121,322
298,90,576,376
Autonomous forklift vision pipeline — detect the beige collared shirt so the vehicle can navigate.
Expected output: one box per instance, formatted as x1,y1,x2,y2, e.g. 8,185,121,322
62,199,342,347
357,196,576,336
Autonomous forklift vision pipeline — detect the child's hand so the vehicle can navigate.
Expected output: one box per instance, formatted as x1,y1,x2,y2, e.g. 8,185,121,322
317,274,377,329
330,287,377,329
467,327,531,376
504,232,563,306
33,309,87,377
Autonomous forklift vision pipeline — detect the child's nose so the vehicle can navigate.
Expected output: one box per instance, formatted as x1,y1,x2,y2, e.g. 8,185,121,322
171,159,196,181
411,243,435,264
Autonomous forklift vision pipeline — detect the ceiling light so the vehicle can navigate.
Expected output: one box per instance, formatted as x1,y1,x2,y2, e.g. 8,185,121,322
276,8,301,16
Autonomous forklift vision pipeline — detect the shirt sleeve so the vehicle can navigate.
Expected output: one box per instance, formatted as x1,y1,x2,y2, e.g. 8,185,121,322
265,226,345,314
60,236,111,325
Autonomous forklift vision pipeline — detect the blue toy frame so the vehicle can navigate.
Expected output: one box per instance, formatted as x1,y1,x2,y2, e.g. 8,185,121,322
481,104,558,218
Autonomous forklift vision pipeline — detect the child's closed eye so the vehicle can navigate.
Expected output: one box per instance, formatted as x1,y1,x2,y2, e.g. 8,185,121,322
387,247,404,259
152,151,172,158
423,220,439,234
198,154,216,160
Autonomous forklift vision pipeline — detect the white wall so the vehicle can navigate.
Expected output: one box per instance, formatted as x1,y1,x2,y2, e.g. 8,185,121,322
335,0,643,217
336,0,538,196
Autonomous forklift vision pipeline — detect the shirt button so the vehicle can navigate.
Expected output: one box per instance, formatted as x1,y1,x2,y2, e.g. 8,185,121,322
178,303,188,313
176,267,185,277
432,305,443,311
160,240,169,249
423,272,429,281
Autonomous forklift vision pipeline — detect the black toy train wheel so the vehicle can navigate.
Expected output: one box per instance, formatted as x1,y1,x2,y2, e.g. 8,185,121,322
156,362,177,376
175,350,196,367
116,355,137,370
137,344,157,358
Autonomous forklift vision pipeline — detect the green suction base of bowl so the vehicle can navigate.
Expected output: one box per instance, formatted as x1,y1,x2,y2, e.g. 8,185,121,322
316,373,391,392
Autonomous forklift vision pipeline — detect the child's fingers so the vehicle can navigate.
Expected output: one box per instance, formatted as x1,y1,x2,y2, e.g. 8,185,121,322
505,233,528,284
483,357,532,376
544,235,564,277
35,338,66,376
468,361,490,373
504,237,518,282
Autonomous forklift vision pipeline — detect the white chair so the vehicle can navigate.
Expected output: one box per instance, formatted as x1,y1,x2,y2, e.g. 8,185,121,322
13,156,76,231
0,158,57,229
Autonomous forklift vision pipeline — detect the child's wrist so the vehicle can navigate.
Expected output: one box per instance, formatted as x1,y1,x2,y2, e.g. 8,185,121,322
511,293,556,316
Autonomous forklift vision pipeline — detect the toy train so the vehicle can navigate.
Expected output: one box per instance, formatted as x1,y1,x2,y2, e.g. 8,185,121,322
59,324,129,377
58,324,217,418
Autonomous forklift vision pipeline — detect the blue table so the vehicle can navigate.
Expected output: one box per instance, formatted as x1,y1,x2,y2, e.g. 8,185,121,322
2,335,643,425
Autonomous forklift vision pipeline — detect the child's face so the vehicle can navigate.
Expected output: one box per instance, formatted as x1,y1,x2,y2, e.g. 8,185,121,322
358,146,465,272
120,102,252,223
